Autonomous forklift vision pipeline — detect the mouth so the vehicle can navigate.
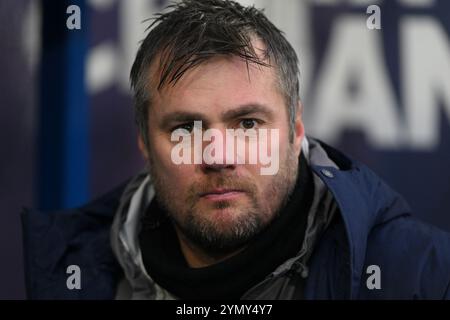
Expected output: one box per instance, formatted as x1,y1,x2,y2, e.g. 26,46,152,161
200,188,245,201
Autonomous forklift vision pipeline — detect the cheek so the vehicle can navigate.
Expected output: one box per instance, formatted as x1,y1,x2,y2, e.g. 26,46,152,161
259,126,290,166
149,137,171,170
150,137,195,187
275,123,292,155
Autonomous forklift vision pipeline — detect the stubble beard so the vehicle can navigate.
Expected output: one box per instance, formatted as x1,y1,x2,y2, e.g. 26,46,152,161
148,145,299,257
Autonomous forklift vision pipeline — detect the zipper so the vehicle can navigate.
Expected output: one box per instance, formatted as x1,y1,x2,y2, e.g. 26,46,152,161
240,260,308,299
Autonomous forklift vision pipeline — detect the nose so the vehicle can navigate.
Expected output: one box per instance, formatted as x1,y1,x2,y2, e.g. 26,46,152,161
199,126,237,173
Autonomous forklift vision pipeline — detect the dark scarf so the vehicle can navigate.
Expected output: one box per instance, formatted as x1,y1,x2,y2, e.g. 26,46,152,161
139,153,314,299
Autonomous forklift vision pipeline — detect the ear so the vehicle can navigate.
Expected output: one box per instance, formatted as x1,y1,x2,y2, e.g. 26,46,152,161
293,100,305,157
138,134,149,162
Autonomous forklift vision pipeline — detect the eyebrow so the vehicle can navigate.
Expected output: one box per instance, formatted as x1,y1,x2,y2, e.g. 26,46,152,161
160,111,209,129
160,103,274,129
221,103,275,122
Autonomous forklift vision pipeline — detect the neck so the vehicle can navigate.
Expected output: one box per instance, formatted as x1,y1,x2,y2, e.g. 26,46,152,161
173,225,245,268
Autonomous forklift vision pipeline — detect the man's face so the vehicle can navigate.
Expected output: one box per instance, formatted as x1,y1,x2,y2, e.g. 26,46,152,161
139,46,304,255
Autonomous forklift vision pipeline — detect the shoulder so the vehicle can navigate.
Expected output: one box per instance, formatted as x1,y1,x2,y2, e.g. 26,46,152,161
21,180,128,299
361,215,450,299
308,139,450,299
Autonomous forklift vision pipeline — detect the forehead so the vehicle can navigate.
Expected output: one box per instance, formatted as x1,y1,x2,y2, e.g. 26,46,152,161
150,57,284,121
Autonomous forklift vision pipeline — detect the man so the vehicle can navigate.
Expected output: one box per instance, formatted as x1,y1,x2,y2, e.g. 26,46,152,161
22,0,450,299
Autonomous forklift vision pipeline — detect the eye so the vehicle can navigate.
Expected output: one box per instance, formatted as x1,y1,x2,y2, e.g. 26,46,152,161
239,119,258,129
172,122,194,134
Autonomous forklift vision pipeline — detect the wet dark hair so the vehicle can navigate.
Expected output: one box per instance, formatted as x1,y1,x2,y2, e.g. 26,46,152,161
130,0,300,147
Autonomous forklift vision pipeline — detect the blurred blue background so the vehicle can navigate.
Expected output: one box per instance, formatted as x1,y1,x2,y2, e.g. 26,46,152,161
0,0,449,299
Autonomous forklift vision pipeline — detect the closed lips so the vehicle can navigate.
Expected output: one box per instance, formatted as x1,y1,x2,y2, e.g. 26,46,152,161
201,189,243,196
